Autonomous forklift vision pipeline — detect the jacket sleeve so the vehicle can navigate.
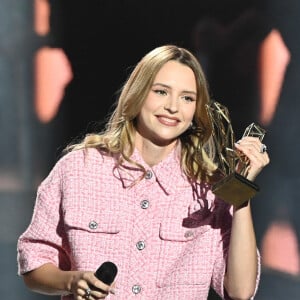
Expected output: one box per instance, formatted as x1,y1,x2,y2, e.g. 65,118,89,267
17,159,71,275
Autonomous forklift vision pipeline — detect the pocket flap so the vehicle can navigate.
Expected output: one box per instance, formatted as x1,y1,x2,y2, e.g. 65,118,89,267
64,209,121,234
159,219,210,242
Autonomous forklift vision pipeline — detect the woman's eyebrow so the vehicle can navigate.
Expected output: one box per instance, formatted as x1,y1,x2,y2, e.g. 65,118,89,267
152,83,197,95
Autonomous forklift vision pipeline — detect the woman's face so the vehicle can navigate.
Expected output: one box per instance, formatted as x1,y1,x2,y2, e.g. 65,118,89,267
136,60,197,146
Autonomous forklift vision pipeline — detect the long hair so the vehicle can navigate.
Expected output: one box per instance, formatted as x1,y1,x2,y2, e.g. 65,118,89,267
66,45,217,183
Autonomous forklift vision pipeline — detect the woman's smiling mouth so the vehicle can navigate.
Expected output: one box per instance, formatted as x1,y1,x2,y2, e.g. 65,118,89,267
156,115,180,126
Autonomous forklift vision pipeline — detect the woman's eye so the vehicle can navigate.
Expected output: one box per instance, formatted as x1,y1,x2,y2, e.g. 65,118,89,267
154,89,167,96
182,95,195,102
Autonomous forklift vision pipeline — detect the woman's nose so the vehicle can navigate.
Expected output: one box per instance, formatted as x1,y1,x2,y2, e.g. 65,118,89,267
163,95,178,113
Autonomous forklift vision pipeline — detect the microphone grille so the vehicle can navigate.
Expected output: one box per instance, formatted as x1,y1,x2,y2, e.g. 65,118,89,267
95,261,118,285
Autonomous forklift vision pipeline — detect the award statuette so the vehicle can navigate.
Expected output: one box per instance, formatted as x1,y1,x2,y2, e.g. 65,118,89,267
206,101,266,206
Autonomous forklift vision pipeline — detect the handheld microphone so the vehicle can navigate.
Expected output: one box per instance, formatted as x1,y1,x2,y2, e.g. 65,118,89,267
95,261,118,285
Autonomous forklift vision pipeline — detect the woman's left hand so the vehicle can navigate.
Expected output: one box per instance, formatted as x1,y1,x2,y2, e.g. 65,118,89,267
234,136,270,181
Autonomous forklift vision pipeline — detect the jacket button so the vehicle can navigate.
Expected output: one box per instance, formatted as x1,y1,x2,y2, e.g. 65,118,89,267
136,241,145,250
132,284,141,294
140,200,149,209
184,230,194,238
89,221,98,230
145,170,153,179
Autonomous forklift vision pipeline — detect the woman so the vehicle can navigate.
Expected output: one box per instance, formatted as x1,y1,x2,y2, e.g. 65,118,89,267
17,45,269,299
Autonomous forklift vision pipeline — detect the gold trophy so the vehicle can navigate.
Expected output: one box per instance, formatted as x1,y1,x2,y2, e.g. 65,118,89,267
206,101,266,206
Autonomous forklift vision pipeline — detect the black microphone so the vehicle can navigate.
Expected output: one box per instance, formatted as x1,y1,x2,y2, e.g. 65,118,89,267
95,261,118,285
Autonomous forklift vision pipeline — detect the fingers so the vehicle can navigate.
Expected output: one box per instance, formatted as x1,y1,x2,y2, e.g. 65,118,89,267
259,143,267,153
234,136,270,181
76,284,109,300
73,272,112,300
235,137,269,159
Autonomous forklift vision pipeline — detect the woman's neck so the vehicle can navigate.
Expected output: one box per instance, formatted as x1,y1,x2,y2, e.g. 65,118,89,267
135,132,177,166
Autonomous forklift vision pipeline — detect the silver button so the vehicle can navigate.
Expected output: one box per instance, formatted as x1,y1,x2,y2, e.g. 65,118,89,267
193,203,201,211
145,170,153,179
184,230,194,238
132,284,141,294
136,240,145,250
140,200,149,209
89,221,98,230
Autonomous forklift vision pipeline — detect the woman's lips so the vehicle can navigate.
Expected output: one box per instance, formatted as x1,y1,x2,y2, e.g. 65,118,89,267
156,115,180,126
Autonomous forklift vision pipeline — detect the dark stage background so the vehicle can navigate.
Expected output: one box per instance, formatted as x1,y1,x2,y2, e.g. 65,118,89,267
1,1,300,299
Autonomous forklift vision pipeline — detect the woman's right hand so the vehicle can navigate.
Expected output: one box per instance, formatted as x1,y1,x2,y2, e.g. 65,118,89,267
70,271,114,300
23,264,114,299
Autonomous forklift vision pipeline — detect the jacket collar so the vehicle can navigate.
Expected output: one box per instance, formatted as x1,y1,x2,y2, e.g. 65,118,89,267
113,145,188,195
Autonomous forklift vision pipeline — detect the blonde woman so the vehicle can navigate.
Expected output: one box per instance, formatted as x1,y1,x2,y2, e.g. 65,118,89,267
18,45,269,299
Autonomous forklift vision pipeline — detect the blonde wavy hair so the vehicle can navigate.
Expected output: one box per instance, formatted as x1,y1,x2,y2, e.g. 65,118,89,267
66,45,217,183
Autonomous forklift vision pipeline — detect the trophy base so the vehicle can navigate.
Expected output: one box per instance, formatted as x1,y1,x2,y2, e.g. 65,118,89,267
212,172,259,206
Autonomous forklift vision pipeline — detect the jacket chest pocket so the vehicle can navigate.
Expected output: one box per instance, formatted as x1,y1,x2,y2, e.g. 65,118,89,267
63,193,128,236
156,218,213,288
63,207,124,267
64,210,122,234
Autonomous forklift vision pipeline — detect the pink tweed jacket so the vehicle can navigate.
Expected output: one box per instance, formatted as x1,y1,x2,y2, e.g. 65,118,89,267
17,147,259,299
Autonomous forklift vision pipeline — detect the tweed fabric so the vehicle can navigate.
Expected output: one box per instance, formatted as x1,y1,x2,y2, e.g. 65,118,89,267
17,147,259,299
